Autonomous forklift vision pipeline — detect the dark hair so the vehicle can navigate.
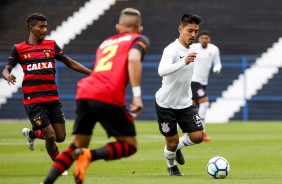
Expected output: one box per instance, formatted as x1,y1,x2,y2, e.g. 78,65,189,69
180,14,201,27
199,30,211,37
26,13,47,28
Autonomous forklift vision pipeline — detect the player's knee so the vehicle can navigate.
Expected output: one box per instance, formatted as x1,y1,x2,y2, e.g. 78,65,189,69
44,132,56,142
166,138,179,151
190,132,204,144
55,133,66,143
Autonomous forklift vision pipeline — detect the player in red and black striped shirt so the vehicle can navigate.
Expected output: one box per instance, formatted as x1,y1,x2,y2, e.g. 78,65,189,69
2,13,91,173
42,8,149,183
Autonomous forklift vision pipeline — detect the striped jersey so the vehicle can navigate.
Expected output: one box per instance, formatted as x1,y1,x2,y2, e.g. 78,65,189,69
76,32,149,107
7,40,65,104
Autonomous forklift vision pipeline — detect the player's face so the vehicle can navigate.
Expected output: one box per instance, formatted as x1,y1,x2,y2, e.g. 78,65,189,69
198,35,211,48
178,23,199,48
30,21,47,41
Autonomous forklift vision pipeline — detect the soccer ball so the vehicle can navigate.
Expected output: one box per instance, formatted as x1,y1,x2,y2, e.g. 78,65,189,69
206,156,230,179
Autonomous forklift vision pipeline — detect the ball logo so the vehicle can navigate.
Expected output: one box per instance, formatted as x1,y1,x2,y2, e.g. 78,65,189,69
27,62,54,71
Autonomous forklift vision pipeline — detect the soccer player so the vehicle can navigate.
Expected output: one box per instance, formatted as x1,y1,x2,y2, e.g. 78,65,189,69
191,30,222,141
2,13,91,175
41,8,149,184
155,14,204,176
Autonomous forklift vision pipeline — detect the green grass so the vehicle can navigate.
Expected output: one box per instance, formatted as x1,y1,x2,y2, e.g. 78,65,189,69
1,120,282,184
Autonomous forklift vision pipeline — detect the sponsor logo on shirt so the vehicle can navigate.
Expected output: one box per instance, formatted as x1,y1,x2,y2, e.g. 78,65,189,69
99,35,132,49
27,62,54,71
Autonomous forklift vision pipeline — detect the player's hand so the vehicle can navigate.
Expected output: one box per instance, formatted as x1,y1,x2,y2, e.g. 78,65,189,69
213,65,222,74
130,97,143,119
6,74,16,85
185,52,197,65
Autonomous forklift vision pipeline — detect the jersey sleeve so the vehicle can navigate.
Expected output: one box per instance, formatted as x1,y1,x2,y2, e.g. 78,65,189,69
7,46,20,67
54,42,67,61
212,47,222,73
131,35,149,60
158,46,186,77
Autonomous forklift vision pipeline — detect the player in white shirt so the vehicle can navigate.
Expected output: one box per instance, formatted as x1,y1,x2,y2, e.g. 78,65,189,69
191,30,222,141
155,14,204,176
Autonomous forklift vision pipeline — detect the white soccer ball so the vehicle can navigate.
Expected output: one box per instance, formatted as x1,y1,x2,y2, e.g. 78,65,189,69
206,156,230,179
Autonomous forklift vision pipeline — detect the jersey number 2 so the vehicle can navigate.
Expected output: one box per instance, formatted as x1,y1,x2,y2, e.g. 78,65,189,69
95,44,119,72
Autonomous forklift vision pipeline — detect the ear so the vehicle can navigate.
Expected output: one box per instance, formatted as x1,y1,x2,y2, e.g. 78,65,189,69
137,26,143,33
178,26,182,34
28,26,33,32
115,24,121,33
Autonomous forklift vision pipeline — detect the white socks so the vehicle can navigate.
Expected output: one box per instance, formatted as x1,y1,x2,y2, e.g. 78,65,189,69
177,134,195,150
164,146,176,168
198,102,209,130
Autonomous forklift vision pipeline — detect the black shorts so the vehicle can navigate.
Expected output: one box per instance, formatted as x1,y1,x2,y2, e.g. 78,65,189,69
24,100,65,131
72,100,136,137
155,102,203,137
191,82,207,101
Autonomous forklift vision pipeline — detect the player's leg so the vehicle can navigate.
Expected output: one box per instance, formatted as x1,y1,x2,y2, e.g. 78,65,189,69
176,105,204,165
41,124,61,161
43,100,95,184
73,101,138,183
198,96,210,141
48,100,66,143
191,82,210,141
155,102,183,176
22,104,47,150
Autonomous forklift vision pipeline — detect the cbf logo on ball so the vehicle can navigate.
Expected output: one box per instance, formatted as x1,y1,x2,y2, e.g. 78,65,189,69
207,156,230,179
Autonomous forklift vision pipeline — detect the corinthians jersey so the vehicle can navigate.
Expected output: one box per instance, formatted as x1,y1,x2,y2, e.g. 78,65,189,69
156,39,196,109
192,43,221,85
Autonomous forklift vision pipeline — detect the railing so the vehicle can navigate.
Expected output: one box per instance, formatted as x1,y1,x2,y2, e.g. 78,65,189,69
1,54,282,120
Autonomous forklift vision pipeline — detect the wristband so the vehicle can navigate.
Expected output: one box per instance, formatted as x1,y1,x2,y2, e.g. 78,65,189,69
132,86,141,97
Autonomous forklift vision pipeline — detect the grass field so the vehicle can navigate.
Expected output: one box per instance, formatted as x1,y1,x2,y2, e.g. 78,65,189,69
0,120,282,184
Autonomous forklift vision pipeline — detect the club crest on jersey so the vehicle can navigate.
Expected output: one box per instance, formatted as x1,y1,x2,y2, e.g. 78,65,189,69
161,122,170,133
43,50,51,58
34,117,42,126
193,115,202,127
27,62,54,71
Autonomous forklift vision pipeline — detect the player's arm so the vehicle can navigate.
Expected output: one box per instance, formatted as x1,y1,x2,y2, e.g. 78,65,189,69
2,46,19,85
54,42,91,75
212,47,222,74
60,56,91,75
2,65,16,85
128,36,149,118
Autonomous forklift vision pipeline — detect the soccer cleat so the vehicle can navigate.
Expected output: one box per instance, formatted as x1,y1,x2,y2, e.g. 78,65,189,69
203,132,211,142
61,170,69,176
175,149,185,165
167,165,184,176
22,128,35,150
73,148,92,184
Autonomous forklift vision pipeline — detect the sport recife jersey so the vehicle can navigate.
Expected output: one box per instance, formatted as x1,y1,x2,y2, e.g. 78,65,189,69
191,43,221,85
155,39,196,109
7,40,65,105
76,32,149,107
